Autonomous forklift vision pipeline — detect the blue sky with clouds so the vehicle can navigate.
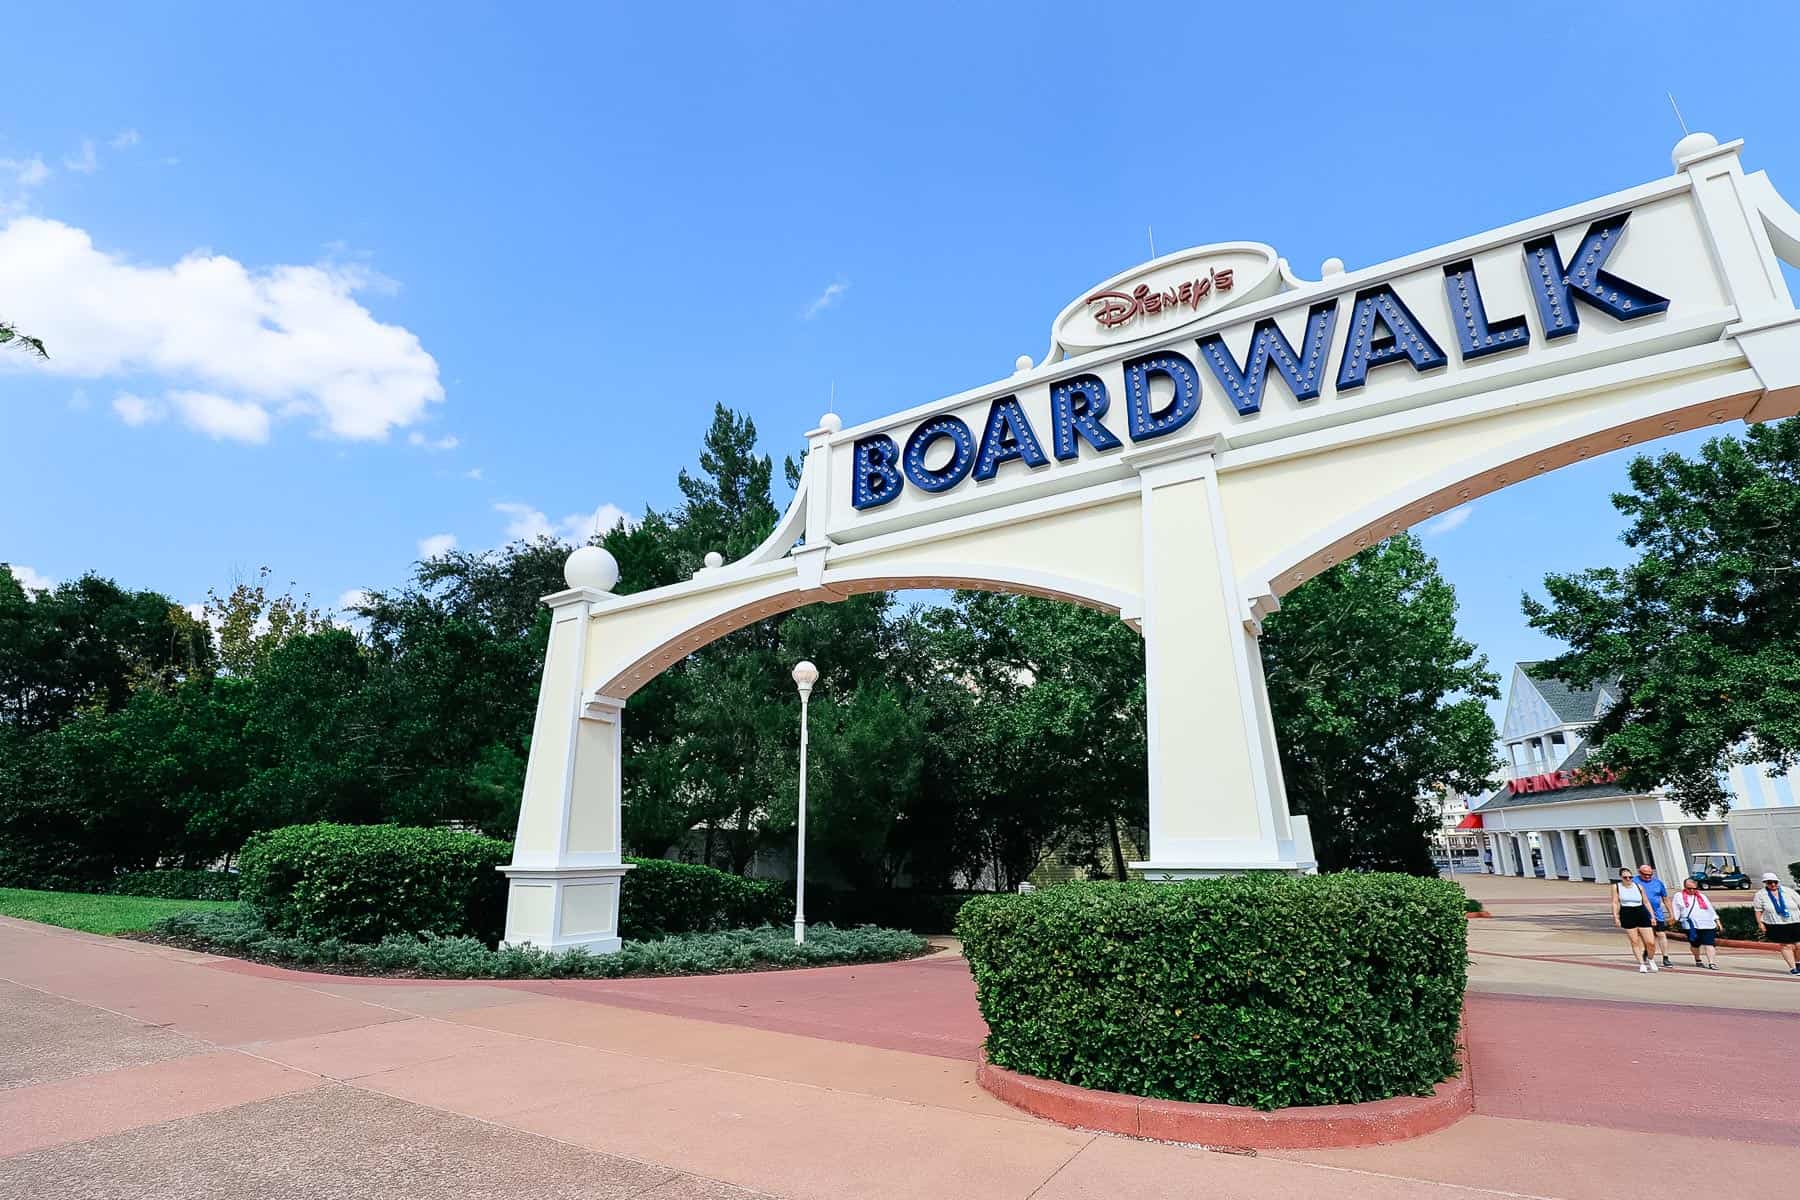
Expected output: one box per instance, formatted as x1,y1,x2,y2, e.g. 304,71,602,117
3,3,1798,719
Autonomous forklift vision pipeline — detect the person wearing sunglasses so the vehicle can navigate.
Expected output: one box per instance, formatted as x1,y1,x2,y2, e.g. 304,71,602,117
1752,873,1800,976
1612,868,1660,972
1672,876,1720,970
1635,864,1674,968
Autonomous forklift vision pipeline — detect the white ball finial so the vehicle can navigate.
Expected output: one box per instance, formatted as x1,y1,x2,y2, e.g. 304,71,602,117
703,551,724,570
1320,257,1345,277
791,659,819,694
1672,131,1718,169
564,544,619,593
1014,354,1035,373
817,411,842,433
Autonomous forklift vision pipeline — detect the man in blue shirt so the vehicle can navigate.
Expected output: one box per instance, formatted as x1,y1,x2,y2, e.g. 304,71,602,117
1637,864,1674,968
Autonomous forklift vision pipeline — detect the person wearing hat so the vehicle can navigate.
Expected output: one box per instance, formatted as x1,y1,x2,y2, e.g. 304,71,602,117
1751,872,1800,975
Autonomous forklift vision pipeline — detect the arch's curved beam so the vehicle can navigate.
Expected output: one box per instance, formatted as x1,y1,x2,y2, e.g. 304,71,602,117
1232,360,1764,621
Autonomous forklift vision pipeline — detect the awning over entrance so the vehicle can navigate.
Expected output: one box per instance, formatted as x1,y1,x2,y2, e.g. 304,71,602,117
1456,813,1483,830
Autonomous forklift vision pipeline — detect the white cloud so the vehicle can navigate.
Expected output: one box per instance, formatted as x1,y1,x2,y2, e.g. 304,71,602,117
407,430,459,451
1420,505,1475,537
111,130,142,150
169,390,270,443
463,467,483,481
113,391,163,426
2,157,50,189
336,588,370,611
417,532,458,559
803,279,849,319
7,564,54,593
64,140,99,174
0,216,443,442
495,501,628,544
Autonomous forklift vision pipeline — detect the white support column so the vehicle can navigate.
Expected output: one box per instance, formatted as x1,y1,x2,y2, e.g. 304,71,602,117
501,585,634,954
1578,829,1602,881
1558,830,1582,881
1486,834,1502,875
1128,439,1311,877
1658,826,1689,887
1611,827,1638,873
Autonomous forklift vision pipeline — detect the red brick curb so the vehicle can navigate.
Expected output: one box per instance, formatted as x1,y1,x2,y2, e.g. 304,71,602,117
1466,910,1493,919
1715,937,1782,953
976,1050,1472,1151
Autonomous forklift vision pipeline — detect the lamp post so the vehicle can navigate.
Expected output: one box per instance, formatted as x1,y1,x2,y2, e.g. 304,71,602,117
791,660,818,945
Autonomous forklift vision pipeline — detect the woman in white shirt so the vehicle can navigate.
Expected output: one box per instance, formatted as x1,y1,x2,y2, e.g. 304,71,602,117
1610,867,1659,972
1671,877,1720,970
1752,872,1800,976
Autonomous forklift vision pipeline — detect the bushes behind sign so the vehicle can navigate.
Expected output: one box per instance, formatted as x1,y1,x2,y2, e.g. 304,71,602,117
956,874,1468,1111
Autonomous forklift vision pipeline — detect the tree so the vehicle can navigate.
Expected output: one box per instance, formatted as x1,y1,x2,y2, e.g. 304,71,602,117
1262,534,1499,873
0,321,47,358
205,568,329,676
1523,421,1800,815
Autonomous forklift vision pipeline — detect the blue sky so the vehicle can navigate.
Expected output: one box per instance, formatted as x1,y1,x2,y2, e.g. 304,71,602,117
3,2,1798,720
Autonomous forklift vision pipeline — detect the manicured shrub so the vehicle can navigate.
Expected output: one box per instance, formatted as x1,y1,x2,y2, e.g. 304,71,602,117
1717,905,1765,941
150,906,926,979
956,874,1468,1111
1790,861,1800,889
1463,897,1484,914
109,868,240,902
237,823,510,944
618,856,790,939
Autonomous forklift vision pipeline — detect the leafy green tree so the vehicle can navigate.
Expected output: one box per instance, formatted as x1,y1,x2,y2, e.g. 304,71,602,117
0,569,213,733
0,321,47,358
205,568,329,677
1262,534,1499,873
1523,421,1800,815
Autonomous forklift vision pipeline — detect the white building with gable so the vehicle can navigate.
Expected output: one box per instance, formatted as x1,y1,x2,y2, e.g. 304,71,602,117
1469,663,1800,883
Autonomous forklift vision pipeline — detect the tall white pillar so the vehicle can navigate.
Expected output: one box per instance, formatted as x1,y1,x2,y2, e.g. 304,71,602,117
1611,827,1639,873
1558,830,1582,881
1658,826,1689,886
1486,834,1503,874
1520,833,1538,877
1128,439,1312,877
1578,829,1602,881
500,584,634,953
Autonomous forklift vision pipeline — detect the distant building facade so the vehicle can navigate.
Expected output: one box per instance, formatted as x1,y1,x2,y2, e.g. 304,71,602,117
1469,663,1800,882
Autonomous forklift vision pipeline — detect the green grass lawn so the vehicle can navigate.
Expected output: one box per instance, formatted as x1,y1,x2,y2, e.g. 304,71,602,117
0,888,238,935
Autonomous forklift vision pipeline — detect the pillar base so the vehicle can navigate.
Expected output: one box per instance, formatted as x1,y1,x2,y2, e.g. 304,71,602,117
499,864,634,955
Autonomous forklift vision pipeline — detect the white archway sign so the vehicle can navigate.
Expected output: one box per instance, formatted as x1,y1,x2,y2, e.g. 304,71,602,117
504,133,1800,953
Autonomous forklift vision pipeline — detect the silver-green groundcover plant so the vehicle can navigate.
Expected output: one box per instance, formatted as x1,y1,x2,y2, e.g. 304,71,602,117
151,906,926,979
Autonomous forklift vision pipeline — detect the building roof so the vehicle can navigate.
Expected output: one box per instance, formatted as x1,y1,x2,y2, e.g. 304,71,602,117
1473,743,1646,812
1518,661,1614,725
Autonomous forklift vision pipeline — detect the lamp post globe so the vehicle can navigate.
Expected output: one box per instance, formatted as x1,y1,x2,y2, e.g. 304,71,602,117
791,661,819,943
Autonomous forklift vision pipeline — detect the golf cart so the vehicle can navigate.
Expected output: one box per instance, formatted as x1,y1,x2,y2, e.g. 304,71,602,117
1689,852,1752,890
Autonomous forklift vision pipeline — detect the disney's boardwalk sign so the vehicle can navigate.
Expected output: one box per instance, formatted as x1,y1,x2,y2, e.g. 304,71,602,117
499,133,1800,954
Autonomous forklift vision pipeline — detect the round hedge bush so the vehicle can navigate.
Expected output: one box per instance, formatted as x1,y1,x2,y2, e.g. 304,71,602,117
238,823,511,944
956,873,1468,1111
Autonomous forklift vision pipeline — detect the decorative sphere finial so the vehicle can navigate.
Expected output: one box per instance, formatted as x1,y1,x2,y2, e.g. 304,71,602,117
1014,354,1035,373
791,659,819,694
1320,257,1345,277
564,544,619,593
1672,131,1718,169
703,551,724,570
817,411,842,433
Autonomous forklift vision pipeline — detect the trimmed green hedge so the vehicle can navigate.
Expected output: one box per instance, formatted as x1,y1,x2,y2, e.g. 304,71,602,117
809,888,985,934
150,906,925,979
1718,905,1766,942
957,874,1468,1111
1463,897,1484,914
619,857,791,939
109,869,240,902
238,823,511,944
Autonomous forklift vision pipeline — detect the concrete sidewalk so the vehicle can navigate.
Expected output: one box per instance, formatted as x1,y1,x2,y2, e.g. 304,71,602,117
3,882,1798,1199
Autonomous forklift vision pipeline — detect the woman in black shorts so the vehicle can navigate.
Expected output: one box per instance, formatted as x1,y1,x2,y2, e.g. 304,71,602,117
1611,867,1659,972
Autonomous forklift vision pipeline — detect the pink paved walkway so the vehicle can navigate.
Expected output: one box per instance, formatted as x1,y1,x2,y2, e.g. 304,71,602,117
7,889,1800,1198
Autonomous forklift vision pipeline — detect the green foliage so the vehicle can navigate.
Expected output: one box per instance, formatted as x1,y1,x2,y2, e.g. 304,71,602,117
1717,906,1764,941
1262,534,1500,873
1463,897,1484,914
618,856,791,939
110,868,240,901
0,887,235,935
808,888,984,934
237,823,511,943
150,906,926,979
956,874,1468,1110
0,321,48,358
1524,422,1800,815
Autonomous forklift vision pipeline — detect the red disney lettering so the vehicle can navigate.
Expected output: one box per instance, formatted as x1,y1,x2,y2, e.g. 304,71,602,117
1085,267,1235,330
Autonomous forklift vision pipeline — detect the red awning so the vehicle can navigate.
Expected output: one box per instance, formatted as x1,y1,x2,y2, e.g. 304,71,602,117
1455,812,1483,830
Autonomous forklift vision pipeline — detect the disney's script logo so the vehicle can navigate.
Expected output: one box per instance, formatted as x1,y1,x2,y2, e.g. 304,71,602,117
1085,267,1235,330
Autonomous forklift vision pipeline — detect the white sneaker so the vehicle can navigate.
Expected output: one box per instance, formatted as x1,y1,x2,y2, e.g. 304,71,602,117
1649,960,1660,972
1639,963,1649,973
